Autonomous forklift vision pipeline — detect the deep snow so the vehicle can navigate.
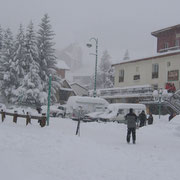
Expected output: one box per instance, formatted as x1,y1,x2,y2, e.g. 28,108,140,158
0,112,180,180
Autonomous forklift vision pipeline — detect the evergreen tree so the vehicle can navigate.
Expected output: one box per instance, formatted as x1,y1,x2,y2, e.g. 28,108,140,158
13,21,46,105
15,60,45,105
13,24,26,79
97,50,112,88
37,14,61,102
0,25,3,52
0,28,16,102
104,67,114,88
0,26,4,69
24,21,38,74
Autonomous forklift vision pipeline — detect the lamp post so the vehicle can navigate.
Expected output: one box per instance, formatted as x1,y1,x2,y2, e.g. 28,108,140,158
87,37,98,97
153,89,168,119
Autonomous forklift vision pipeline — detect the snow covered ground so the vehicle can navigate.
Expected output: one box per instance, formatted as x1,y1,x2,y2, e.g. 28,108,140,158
0,112,180,180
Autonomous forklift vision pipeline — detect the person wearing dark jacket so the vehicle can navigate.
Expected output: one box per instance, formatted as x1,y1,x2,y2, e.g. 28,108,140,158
169,113,174,121
125,108,138,144
36,106,42,114
147,113,153,125
139,110,147,127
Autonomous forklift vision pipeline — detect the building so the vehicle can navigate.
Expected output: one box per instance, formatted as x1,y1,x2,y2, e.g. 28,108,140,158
70,83,88,96
112,50,180,91
57,80,76,104
100,25,180,103
151,24,180,53
55,60,76,104
55,59,70,78
73,75,91,89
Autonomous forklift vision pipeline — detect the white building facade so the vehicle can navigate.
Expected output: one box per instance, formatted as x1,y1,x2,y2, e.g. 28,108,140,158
112,51,180,91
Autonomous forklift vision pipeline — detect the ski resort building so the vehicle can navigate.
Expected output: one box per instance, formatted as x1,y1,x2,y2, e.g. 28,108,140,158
99,24,180,104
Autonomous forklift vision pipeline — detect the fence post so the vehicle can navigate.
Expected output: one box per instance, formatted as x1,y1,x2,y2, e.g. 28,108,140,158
26,112,31,126
1,109,5,122
13,111,18,123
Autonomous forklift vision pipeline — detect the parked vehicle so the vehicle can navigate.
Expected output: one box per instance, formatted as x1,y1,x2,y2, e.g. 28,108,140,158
83,107,107,122
66,96,109,121
98,103,146,123
41,105,66,118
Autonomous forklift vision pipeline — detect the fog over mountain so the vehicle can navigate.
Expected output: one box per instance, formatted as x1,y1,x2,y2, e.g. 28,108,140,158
0,0,180,75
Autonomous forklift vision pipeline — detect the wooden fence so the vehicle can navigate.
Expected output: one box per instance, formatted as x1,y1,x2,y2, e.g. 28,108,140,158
0,110,46,127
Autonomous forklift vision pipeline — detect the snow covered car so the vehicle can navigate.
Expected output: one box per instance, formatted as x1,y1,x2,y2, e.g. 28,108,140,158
99,103,146,123
83,108,106,122
41,105,66,118
66,96,109,121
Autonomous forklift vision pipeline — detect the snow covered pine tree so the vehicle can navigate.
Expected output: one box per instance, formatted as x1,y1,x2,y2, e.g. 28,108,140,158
97,50,113,88
15,21,44,105
0,28,16,103
37,14,61,103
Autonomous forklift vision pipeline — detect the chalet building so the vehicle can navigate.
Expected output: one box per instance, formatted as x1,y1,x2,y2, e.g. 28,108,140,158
55,60,70,79
57,79,76,104
99,24,180,104
55,60,76,104
70,83,88,96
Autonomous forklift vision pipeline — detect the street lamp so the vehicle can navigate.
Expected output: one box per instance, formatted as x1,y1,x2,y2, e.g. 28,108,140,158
87,37,98,97
153,89,168,119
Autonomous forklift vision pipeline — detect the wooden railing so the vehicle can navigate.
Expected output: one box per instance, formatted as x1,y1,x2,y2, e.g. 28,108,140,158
0,110,46,127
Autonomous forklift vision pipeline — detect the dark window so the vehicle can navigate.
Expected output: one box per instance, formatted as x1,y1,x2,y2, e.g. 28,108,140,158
152,64,159,79
133,75,140,80
164,42,169,49
175,39,180,47
119,69,124,82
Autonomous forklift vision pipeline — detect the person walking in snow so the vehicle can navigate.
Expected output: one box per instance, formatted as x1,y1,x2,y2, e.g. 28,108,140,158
125,108,138,144
147,113,153,125
139,110,147,127
169,112,175,121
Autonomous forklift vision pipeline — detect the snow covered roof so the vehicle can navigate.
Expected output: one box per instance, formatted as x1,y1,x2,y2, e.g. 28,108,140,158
60,87,74,92
151,24,180,37
56,60,70,70
70,83,88,91
112,49,180,67
67,96,109,108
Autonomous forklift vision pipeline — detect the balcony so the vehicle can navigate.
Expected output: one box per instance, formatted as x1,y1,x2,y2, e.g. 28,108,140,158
98,85,154,99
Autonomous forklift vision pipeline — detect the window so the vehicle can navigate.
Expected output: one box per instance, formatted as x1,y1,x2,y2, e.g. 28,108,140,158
152,64,159,79
164,42,169,49
176,39,180,47
119,69,124,82
133,75,140,80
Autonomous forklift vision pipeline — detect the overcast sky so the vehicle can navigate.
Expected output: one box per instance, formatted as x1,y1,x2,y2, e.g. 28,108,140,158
0,0,180,66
